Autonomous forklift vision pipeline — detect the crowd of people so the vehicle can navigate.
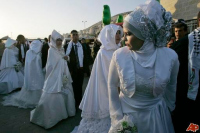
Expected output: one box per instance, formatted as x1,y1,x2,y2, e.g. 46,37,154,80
0,0,200,132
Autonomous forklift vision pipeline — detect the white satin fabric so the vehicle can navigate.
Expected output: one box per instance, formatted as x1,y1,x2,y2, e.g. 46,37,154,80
72,24,122,133
108,46,179,133
79,24,123,119
0,46,24,94
2,40,45,108
30,30,76,129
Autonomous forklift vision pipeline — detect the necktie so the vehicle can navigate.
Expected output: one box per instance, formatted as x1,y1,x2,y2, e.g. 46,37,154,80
74,44,80,68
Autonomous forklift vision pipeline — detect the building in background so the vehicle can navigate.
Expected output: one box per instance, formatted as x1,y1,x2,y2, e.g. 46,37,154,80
161,0,200,32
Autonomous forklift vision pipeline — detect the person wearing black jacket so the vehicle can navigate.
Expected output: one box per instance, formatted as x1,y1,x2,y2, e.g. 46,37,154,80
41,38,49,68
81,38,92,77
63,30,84,108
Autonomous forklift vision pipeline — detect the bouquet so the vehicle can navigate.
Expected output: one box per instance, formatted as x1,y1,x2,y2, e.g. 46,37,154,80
62,74,69,85
112,115,138,133
14,62,22,72
117,121,137,133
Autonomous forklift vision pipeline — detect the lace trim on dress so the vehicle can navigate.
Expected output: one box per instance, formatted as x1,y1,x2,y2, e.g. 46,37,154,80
81,110,110,119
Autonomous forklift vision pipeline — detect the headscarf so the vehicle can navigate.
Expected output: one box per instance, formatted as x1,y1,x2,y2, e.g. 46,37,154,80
123,0,172,68
98,24,123,51
5,38,17,48
50,30,64,50
30,40,43,54
27,40,43,61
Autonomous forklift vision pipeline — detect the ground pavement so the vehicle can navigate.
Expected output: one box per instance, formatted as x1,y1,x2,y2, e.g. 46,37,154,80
0,75,89,133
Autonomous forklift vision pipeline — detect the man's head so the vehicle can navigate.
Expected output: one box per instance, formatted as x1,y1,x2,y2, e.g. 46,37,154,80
174,19,188,41
197,11,200,27
81,38,86,43
16,35,25,44
44,38,48,43
70,30,79,43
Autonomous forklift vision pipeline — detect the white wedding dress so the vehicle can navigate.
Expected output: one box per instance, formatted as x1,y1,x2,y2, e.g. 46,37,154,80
72,24,123,133
2,40,44,108
30,30,76,129
0,46,24,94
108,46,179,133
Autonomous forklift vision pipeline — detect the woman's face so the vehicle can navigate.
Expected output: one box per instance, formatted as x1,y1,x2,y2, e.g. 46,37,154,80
56,39,62,47
115,30,121,44
123,28,144,51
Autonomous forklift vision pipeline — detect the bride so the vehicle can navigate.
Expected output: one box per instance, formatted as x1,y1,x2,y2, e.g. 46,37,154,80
108,0,179,133
30,30,76,129
72,24,123,133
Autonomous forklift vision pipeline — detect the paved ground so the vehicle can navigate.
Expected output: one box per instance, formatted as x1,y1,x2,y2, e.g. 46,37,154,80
0,75,89,133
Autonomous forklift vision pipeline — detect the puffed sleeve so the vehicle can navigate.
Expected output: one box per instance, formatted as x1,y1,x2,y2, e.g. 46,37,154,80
163,54,179,112
108,52,123,132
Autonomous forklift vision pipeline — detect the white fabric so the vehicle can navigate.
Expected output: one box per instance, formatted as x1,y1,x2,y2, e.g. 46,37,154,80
98,24,123,51
1,40,45,108
30,30,76,129
21,44,25,59
0,47,18,70
73,24,122,133
30,40,43,54
124,0,172,47
188,28,200,100
66,41,84,67
0,46,24,94
50,30,64,48
5,38,17,48
71,117,111,133
2,89,42,108
108,46,179,133
30,90,75,129
43,47,72,93
79,24,123,119
131,41,156,68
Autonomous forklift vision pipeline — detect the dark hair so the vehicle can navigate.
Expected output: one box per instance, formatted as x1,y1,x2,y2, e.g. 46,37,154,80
174,23,188,31
16,34,25,41
71,30,78,34
0,39,2,43
44,38,48,42
48,35,51,43
81,38,85,40
197,11,200,27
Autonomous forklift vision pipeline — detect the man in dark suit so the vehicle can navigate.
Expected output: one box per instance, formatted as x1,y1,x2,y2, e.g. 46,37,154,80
16,35,29,65
81,38,92,77
41,38,49,68
63,30,84,108
170,15,200,132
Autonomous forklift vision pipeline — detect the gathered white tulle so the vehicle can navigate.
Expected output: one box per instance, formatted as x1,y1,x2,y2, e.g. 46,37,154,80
71,117,111,133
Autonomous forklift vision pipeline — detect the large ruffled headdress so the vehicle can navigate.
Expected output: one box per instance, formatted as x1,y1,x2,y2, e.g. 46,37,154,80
123,0,172,47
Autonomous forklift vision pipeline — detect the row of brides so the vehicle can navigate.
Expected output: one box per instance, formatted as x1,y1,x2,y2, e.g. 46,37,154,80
0,0,178,132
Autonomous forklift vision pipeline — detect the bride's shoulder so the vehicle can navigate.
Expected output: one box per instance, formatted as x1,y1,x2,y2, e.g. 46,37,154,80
157,47,178,60
114,46,130,56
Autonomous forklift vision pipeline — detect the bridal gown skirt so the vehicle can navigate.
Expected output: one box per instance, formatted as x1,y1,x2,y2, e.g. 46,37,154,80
30,88,76,129
0,68,24,94
71,116,111,133
2,87,42,108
